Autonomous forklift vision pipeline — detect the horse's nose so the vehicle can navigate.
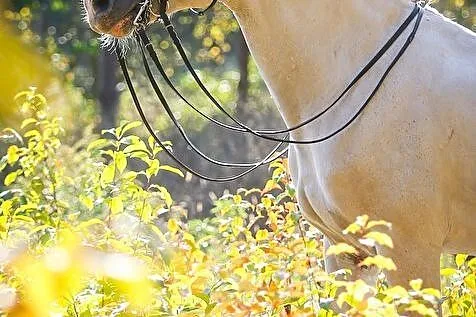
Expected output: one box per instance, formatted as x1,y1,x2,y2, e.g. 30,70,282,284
91,0,114,15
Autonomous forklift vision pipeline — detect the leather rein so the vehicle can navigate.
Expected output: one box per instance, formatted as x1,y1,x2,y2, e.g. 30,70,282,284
116,0,425,182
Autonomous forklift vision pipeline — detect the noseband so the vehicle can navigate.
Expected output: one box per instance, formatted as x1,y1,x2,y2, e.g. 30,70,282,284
116,0,425,182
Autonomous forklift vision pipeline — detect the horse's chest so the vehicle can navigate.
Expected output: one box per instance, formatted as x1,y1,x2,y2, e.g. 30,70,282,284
288,142,378,239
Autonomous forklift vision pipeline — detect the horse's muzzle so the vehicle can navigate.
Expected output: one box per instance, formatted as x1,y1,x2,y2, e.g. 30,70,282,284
84,0,142,37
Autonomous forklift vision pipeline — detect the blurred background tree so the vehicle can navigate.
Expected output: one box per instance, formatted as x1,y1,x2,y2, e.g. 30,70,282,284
1,0,474,217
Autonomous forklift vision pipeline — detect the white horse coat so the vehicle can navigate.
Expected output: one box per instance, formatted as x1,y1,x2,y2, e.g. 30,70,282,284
84,0,476,287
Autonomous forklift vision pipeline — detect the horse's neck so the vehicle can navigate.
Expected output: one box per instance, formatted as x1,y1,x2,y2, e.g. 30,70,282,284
225,0,412,127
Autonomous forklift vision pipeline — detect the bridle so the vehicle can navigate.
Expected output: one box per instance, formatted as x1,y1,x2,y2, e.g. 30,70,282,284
117,0,425,182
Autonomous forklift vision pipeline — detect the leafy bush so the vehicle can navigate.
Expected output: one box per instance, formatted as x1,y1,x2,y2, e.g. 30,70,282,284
0,91,474,316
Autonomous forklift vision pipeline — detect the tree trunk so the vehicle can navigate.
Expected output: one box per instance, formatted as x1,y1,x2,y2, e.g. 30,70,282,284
97,50,119,130
236,30,249,107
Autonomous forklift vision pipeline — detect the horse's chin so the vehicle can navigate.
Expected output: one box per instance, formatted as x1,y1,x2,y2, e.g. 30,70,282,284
90,4,139,38
86,0,160,38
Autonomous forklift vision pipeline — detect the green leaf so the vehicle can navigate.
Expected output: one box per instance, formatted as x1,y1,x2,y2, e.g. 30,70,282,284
4,171,19,186
159,165,184,177
205,303,217,315
23,129,41,140
123,140,150,156
87,138,110,152
21,118,38,129
28,224,52,236
14,215,35,223
119,121,142,138
194,292,210,304
157,186,173,208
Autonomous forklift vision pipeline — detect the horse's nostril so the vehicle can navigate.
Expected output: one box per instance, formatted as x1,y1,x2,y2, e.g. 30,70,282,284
91,0,113,14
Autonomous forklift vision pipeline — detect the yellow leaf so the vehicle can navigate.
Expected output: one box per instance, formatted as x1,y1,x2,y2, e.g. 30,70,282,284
360,255,397,271
409,278,423,291
159,165,184,177
191,276,209,295
363,231,394,248
455,254,468,268
4,171,18,186
232,194,242,204
79,195,94,210
261,197,272,209
440,268,457,276
110,197,124,215
119,121,142,137
262,180,281,194
366,220,392,230
101,163,115,184
326,243,358,256
168,218,179,234
255,229,269,242
7,145,19,165
86,138,109,152
464,273,476,290
231,217,243,236
385,285,409,299
115,152,127,174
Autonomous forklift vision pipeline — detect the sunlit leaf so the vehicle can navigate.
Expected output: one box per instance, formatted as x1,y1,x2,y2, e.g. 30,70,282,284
119,121,142,138
4,171,19,186
20,118,38,129
360,255,397,271
440,267,457,276
362,232,394,248
159,165,184,177
101,163,115,184
326,243,358,256
409,278,423,291
456,254,468,268
255,229,269,241
87,138,110,152
7,145,19,165
115,152,127,174
110,196,124,215
168,218,179,234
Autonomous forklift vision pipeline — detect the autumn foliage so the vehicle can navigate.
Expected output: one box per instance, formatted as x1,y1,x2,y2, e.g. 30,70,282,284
0,91,474,316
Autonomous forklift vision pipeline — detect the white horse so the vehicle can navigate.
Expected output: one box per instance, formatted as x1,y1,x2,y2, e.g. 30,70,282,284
83,0,476,288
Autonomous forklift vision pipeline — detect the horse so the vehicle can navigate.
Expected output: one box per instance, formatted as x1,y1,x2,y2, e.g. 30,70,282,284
82,0,476,288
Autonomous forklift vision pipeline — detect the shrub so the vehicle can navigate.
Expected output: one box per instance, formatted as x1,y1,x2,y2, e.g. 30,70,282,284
0,90,474,316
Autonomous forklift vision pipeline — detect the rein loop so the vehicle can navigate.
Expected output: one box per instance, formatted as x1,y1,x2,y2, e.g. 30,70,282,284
116,0,425,181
